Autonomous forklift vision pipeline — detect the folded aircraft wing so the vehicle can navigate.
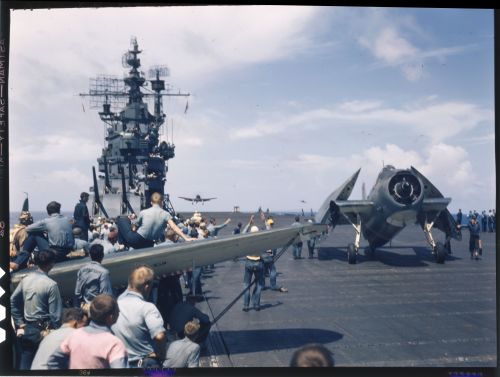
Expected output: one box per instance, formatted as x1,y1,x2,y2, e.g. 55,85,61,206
11,223,327,297
315,168,361,225
412,166,461,241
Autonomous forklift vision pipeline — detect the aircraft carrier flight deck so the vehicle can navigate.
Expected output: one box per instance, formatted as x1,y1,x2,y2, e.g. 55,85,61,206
186,213,496,368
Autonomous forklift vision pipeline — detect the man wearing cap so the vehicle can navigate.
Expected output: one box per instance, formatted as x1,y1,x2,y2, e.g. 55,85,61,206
9,211,33,267
73,192,91,241
11,201,75,270
242,215,265,312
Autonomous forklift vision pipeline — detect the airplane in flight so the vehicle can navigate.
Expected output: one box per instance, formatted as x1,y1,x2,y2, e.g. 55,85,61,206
178,194,217,205
315,165,461,264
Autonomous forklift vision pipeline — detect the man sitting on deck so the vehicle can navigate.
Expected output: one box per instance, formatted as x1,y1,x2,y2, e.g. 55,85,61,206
11,201,75,271
115,192,191,250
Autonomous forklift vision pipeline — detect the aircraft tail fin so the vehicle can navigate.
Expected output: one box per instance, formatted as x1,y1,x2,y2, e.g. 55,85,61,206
22,195,29,212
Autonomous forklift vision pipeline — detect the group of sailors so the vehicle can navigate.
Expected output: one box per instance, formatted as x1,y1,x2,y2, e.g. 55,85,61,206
9,190,315,370
10,192,237,370
456,208,496,232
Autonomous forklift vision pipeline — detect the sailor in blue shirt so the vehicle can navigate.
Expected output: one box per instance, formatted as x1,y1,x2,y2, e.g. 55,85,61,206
11,249,63,370
111,266,166,368
163,321,201,368
468,216,482,259
73,192,91,241
116,192,191,250
74,244,113,308
12,201,74,270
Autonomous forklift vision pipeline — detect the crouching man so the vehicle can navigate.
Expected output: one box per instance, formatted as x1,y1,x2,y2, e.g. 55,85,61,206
163,321,201,368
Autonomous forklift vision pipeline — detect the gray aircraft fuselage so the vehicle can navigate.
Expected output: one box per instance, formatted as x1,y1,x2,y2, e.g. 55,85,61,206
362,167,424,249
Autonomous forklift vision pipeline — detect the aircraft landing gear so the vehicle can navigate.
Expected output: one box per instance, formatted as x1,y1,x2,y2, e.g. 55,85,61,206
423,217,446,264
346,215,362,264
348,243,357,264
434,242,446,264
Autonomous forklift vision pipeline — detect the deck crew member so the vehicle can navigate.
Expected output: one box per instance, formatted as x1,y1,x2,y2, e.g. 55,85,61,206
74,244,113,313
468,215,482,259
154,228,184,324
242,216,265,312
11,249,63,370
12,201,75,270
291,216,304,259
261,218,287,293
233,222,243,235
163,321,201,368
116,192,191,250
73,192,91,241
31,308,88,370
47,295,128,369
9,211,33,269
168,295,211,345
112,266,167,368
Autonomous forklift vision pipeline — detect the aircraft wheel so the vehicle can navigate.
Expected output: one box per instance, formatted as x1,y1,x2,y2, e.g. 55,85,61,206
347,243,357,264
434,242,446,264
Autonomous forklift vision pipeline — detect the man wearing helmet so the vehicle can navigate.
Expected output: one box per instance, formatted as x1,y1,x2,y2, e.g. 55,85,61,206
9,211,33,270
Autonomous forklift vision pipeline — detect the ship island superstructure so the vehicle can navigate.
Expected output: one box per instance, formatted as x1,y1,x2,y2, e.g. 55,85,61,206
80,37,189,219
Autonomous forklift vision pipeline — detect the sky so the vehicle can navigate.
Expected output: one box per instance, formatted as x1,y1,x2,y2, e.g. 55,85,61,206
7,6,495,214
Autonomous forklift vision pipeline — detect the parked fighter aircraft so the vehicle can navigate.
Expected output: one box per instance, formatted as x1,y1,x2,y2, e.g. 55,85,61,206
178,194,217,204
11,222,325,297
315,165,461,264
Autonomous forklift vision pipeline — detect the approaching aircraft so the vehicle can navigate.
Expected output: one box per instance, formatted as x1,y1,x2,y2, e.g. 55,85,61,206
315,165,461,264
178,194,217,204
11,222,326,297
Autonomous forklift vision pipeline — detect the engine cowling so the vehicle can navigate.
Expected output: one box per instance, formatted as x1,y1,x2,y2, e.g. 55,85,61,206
388,172,422,205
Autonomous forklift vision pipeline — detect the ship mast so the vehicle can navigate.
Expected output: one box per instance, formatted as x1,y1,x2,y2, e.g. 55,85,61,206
80,36,190,218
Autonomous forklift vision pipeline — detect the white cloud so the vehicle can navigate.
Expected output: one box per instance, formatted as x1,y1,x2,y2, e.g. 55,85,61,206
262,142,479,210
351,9,480,81
401,63,424,82
338,100,383,112
419,143,473,187
360,27,419,65
230,99,493,143
10,135,101,163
